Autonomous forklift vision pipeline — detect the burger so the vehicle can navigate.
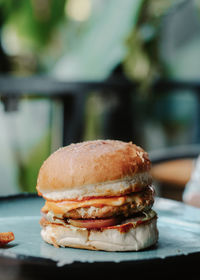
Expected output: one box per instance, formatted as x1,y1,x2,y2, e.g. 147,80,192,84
36,140,158,251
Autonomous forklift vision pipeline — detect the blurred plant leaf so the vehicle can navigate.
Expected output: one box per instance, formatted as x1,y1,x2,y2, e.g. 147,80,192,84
160,0,200,79
123,0,174,85
0,0,66,49
52,0,143,81
18,130,51,192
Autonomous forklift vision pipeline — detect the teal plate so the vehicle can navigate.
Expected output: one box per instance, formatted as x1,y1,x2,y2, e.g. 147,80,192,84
0,194,200,267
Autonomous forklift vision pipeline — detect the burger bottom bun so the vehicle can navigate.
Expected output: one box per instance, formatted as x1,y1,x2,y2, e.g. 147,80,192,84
41,218,158,251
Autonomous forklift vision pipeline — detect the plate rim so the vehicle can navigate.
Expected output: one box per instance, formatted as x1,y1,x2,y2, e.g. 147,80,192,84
0,193,200,268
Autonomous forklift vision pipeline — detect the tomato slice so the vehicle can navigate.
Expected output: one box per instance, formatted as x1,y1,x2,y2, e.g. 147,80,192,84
68,217,120,229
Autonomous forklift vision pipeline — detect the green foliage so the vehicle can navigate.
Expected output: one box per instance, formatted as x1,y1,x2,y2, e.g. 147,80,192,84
0,0,66,49
123,0,174,84
52,0,144,80
18,130,51,193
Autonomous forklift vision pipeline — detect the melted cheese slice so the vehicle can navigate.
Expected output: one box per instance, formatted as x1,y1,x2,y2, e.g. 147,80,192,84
42,194,141,215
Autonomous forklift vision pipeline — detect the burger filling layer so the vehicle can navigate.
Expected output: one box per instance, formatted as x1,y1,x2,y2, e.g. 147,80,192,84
41,186,154,219
40,209,157,230
41,187,155,229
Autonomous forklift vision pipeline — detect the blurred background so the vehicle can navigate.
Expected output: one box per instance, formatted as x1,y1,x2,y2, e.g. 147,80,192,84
0,0,200,202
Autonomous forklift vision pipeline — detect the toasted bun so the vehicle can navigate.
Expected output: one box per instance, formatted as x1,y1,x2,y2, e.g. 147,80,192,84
37,140,151,200
41,217,158,251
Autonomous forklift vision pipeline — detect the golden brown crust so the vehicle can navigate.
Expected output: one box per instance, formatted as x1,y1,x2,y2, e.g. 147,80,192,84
37,140,151,195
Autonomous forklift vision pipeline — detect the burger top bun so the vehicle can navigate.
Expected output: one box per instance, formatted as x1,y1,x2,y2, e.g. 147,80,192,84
36,140,152,200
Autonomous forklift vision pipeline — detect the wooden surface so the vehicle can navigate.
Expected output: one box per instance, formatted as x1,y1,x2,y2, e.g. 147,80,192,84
151,159,195,200
151,159,194,187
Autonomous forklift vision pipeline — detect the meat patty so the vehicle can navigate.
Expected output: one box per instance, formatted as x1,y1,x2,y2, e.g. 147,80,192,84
62,187,154,219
